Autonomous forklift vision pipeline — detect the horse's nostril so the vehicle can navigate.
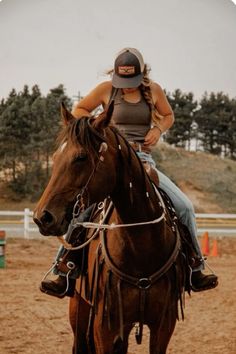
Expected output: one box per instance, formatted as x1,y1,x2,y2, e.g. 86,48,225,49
40,210,55,226
33,217,41,227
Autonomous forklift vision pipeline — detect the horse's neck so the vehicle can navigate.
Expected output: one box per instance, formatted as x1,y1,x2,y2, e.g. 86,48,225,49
106,201,171,275
111,160,162,224
111,179,166,241
107,149,176,273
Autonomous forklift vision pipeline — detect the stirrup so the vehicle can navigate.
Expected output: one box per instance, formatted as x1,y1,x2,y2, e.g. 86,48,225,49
191,276,218,292
191,282,218,292
40,262,75,298
190,267,218,292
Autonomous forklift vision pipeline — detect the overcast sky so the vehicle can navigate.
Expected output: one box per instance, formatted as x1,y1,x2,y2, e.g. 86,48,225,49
0,0,236,101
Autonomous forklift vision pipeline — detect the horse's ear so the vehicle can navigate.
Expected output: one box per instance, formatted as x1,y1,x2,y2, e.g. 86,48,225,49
93,101,114,130
61,102,75,125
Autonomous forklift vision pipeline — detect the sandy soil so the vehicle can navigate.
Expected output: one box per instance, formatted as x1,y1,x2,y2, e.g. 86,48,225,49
0,236,235,354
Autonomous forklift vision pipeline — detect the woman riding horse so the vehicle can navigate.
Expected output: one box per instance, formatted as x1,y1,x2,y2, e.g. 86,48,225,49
39,48,217,298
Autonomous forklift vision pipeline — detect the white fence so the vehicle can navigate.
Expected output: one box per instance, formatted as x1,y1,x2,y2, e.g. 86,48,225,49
0,209,236,238
0,209,37,238
196,213,236,235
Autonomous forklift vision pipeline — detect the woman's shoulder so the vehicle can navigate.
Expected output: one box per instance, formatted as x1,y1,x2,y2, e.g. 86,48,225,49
150,81,164,94
94,80,113,93
93,81,114,105
90,81,112,102
149,82,166,102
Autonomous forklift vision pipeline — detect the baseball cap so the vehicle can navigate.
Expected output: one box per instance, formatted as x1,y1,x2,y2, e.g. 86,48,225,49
112,48,145,88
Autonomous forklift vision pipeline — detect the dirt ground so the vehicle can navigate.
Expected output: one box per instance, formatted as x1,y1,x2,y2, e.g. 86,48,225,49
0,236,235,354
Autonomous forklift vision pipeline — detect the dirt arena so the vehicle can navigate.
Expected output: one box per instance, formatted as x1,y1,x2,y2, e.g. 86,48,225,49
0,236,235,354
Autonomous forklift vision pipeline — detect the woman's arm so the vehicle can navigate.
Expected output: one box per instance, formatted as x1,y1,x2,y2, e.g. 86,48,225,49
152,82,175,132
144,82,174,146
72,81,112,118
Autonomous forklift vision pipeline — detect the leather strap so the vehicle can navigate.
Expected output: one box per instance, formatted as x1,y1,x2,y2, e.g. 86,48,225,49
107,86,118,107
100,227,181,289
100,226,181,345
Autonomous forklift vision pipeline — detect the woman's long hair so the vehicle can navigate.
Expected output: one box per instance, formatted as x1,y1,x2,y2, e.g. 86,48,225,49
139,64,164,125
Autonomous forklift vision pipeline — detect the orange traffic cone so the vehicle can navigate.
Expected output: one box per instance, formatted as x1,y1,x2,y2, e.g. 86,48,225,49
210,239,219,257
201,231,209,256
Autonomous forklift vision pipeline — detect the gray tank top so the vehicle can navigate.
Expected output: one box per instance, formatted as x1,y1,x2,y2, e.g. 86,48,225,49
111,89,151,142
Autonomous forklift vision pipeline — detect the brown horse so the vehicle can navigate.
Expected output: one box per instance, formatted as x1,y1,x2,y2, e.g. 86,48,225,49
34,103,189,354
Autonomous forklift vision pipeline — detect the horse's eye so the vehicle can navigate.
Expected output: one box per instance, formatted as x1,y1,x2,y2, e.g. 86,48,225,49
73,154,87,163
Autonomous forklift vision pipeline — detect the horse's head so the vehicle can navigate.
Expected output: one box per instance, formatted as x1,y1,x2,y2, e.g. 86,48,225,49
33,102,117,236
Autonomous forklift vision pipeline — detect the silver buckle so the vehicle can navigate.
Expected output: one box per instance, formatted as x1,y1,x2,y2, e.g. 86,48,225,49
137,278,151,289
66,261,75,270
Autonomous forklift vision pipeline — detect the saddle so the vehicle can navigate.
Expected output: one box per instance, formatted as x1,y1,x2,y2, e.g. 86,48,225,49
142,161,159,186
128,141,159,186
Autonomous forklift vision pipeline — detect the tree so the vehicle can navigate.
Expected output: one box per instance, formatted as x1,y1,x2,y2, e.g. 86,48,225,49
41,84,72,177
0,84,72,199
218,97,236,159
165,89,197,149
0,93,32,182
195,92,235,156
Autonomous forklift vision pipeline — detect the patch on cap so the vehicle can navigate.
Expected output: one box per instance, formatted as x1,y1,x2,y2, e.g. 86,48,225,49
118,66,135,76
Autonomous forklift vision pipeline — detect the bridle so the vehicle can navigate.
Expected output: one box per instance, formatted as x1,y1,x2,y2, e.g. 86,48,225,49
70,117,109,216
72,140,108,219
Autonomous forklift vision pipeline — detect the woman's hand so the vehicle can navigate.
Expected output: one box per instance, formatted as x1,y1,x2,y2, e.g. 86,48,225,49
144,127,162,146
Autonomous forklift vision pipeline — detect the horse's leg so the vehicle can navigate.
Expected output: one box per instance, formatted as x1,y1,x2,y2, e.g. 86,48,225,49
149,316,176,354
112,325,132,354
69,294,91,354
93,319,132,354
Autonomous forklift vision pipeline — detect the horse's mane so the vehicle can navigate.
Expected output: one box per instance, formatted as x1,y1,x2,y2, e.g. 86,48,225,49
57,116,106,162
57,114,154,202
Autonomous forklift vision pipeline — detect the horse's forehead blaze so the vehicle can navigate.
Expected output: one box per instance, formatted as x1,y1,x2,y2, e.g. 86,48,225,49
52,142,67,160
54,141,84,162
59,142,67,152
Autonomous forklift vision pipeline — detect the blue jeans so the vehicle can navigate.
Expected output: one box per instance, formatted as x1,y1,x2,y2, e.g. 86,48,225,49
137,152,203,271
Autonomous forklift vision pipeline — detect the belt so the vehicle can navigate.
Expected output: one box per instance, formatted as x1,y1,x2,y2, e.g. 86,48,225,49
128,141,151,154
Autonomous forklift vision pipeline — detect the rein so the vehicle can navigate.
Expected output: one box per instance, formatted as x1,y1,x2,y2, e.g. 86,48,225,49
74,185,166,231
57,198,166,251
73,211,165,230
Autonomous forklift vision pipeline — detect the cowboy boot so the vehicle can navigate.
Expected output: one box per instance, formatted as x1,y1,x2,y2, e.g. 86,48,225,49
40,205,95,298
40,248,81,298
187,247,218,292
179,225,218,292
40,275,76,298
191,270,218,292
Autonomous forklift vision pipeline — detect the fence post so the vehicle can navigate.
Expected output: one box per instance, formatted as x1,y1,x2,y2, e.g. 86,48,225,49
0,230,6,268
24,208,30,239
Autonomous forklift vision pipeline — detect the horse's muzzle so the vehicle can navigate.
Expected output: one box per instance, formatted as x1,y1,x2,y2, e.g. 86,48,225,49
33,210,68,236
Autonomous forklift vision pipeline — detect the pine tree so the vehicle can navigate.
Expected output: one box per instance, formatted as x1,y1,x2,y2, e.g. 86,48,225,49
0,84,72,199
0,91,31,182
165,89,197,149
42,84,72,177
195,92,235,156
